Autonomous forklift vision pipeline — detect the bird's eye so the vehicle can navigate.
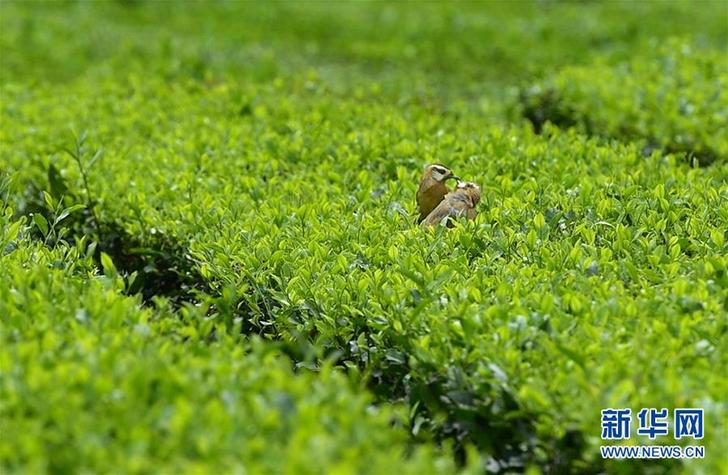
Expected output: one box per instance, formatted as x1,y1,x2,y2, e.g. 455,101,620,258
433,166,448,174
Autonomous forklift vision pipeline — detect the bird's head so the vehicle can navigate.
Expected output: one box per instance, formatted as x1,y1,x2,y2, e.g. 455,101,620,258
425,164,459,183
456,181,481,205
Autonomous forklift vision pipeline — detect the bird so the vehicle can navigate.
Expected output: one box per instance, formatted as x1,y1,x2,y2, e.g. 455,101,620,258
416,164,460,223
421,181,481,227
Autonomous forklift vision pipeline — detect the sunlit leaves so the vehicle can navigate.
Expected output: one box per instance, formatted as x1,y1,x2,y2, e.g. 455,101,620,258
0,233,461,474
521,40,728,166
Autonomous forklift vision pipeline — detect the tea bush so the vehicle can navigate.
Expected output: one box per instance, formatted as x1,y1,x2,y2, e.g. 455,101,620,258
0,212,463,474
2,1,727,473
519,40,728,166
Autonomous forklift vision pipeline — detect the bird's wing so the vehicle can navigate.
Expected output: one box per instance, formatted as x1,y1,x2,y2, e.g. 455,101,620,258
421,197,466,226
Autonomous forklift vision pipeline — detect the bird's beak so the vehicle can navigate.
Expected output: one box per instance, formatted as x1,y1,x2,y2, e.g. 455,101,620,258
445,174,460,182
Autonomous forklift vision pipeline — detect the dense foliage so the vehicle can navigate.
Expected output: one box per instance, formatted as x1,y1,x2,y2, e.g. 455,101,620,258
0,208,464,474
2,1,727,473
519,39,728,166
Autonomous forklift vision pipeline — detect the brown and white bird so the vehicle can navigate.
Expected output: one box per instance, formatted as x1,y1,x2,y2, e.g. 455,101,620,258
421,181,481,227
416,164,460,223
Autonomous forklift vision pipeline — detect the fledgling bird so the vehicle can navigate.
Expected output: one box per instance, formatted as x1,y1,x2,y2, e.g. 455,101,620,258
421,181,481,227
416,164,460,223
